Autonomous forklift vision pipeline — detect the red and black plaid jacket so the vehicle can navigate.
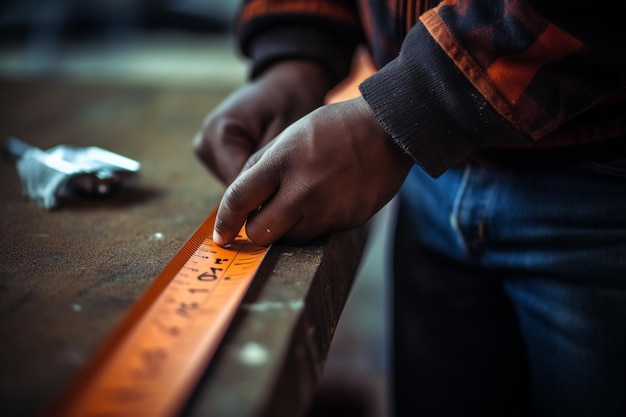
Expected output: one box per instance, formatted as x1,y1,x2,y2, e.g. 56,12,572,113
236,0,626,176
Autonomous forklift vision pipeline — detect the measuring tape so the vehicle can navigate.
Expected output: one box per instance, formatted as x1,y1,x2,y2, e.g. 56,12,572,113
53,208,269,417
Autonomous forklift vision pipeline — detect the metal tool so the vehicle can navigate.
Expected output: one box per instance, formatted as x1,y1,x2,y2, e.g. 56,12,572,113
51,208,270,417
2,136,140,209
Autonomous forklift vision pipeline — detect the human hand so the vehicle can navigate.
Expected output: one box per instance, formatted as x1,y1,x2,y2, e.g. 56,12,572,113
194,60,332,184
213,96,414,247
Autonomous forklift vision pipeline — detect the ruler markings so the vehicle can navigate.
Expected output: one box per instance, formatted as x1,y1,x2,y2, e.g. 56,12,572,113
53,208,269,417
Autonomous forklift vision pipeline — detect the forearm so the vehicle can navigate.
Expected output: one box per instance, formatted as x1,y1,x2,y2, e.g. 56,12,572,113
360,0,626,177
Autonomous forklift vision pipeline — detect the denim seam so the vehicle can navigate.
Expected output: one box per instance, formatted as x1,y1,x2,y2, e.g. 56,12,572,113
472,176,498,247
450,165,472,256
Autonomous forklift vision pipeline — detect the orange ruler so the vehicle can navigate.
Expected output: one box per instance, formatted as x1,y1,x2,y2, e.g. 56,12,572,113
53,208,269,417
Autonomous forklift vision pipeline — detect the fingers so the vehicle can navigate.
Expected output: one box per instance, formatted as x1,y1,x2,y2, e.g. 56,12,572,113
193,118,255,184
244,185,304,246
194,61,331,185
213,173,271,246
212,151,288,246
214,146,314,247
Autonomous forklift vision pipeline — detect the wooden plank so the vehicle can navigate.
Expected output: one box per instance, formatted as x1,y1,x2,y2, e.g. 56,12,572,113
183,228,367,417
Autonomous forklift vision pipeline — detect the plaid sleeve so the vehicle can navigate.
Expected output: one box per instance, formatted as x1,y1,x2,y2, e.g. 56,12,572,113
360,0,626,177
236,0,362,84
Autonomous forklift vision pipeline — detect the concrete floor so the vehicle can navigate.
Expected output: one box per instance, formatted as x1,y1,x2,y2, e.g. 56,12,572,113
0,32,392,417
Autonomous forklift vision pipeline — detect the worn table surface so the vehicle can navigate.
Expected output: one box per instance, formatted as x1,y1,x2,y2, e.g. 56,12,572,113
0,79,367,417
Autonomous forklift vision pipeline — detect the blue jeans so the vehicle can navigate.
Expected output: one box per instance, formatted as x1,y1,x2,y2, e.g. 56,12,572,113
392,159,626,417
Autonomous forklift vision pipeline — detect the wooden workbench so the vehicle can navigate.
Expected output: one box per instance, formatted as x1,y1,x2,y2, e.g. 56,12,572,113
0,79,368,417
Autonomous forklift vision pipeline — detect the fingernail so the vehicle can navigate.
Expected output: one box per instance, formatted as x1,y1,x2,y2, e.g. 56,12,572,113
213,229,225,246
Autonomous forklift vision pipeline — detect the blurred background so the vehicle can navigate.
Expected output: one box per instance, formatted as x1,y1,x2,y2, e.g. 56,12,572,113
0,0,245,86
0,1,391,416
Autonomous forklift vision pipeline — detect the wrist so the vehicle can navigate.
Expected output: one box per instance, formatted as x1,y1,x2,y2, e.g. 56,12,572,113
257,60,334,96
352,96,414,171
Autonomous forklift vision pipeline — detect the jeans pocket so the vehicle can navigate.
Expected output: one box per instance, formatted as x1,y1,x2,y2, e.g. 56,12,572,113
581,158,626,180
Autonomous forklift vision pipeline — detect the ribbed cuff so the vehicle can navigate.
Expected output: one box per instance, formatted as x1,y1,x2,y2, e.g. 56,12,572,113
359,23,527,177
242,26,355,86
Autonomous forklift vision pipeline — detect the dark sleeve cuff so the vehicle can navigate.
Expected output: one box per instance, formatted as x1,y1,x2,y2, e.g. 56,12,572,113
240,26,357,86
359,22,528,177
